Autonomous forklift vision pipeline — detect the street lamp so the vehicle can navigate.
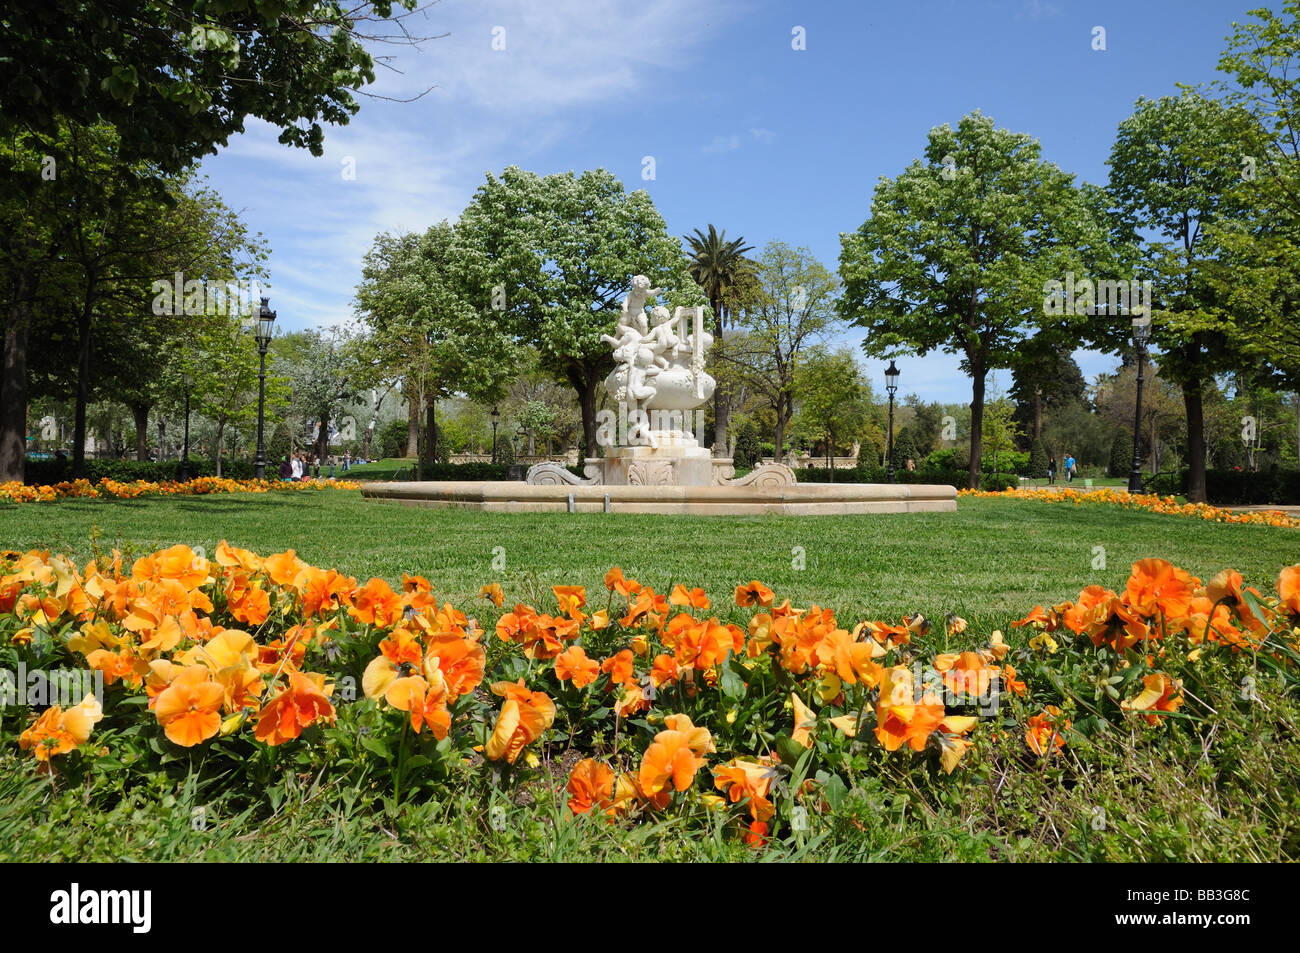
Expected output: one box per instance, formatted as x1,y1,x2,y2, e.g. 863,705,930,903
491,406,500,464
179,372,193,482
885,360,900,484
254,298,276,480
1128,317,1149,493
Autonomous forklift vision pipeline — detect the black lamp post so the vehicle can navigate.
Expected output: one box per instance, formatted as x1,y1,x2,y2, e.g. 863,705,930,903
254,298,276,480
1128,317,1149,493
179,371,192,482
885,360,900,483
491,406,500,464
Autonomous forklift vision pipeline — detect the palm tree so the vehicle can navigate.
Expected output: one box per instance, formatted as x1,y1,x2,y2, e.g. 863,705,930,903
684,225,753,456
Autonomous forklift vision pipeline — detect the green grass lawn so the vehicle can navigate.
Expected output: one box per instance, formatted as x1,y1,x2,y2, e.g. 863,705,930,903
338,457,414,481
3,490,1294,627
2,490,1298,862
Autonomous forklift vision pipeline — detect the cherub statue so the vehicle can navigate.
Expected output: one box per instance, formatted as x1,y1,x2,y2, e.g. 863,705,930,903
616,274,659,337
625,343,661,448
644,305,681,368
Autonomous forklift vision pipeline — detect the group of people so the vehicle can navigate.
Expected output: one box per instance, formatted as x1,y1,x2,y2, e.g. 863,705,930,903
278,450,355,481
1046,453,1077,484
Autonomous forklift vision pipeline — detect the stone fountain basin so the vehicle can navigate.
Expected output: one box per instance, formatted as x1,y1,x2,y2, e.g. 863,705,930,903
361,480,957,516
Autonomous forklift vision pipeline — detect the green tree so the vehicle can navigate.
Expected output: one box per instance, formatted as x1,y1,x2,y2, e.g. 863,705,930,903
733,420,760,469
0,0,422,174
454,167,701,455
839,111,1108,488
354,222,515,471
1106,91,1258,501
722,241,841,457
793,348,871,482
187,312,285,476
1110,427,1135,479
684,225,754,455
981,398,1022,478
892,426,919,468
1028,437,1049,479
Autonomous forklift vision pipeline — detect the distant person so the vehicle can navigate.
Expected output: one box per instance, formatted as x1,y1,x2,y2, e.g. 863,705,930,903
1065,453,1076,483
1047,455,1056,485
905,457,916,472
278,456,292,481
343,450,351,472
291,453,303,480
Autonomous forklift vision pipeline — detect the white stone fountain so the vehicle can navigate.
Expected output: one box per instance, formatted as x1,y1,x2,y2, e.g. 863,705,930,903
362,275,956,515
524,275,794,488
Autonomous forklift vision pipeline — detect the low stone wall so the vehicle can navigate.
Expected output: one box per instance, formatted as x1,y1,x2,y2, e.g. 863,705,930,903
362,480,957,516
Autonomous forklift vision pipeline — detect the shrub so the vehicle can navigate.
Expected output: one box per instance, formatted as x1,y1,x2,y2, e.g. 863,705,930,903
378,419,409,460
23,458,255,485
891,426,919,467
415,462,512,481
1027,439,1049,479
733,422,761,470
1110,428,1134,478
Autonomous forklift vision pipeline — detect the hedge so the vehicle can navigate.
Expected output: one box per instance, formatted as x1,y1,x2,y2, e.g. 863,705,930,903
24,458,256,485
793,465,1016,491
1145,468,1300,505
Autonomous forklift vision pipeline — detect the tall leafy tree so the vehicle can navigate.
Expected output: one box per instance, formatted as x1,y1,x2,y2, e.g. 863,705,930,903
0,0,424,173
721,241,841,456
838,111,1108,488
355,222,515,471
1106,91,1257,501
792,347,871,480
684,225,753,454
454,167,701,456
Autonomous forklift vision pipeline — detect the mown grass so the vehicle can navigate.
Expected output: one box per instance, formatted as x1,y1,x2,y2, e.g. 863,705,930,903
2,490,1298,862
3,490,1295,629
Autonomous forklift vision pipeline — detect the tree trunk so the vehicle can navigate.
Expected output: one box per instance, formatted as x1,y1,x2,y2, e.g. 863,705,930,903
215,422,225,477
72,288,95,477
314,414,330,464
363,421,374,460
157,418,166,461
968,361,986,490
773,408,786,466
131,403,149,460
424,397,438,465
0,315,28,482
711,299,728,457
568,363,601,459
406,388,419,458
1033,389,1043,440
1183,379,1207,503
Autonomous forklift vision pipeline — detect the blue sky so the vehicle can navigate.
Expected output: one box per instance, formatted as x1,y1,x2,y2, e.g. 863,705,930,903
198,0,1258,403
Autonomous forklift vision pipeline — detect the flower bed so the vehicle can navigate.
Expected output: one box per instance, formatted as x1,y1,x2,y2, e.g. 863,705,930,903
0,477,363,504
1,542,1297,847
961,486,1300,530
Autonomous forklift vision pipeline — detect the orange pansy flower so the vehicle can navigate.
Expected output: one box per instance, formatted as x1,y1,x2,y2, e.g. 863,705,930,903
154,666,226,747
734,580,775,608
555,645,600,688
1025,705,1070,756
600,649,636,686
567,758,617,814
255,670,336,745
669,584,710,611
350,577,404,629
638,728,706,796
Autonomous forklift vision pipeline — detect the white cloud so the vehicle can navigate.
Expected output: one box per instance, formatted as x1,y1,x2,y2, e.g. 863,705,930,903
200,0,744,333
702,134,742,154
